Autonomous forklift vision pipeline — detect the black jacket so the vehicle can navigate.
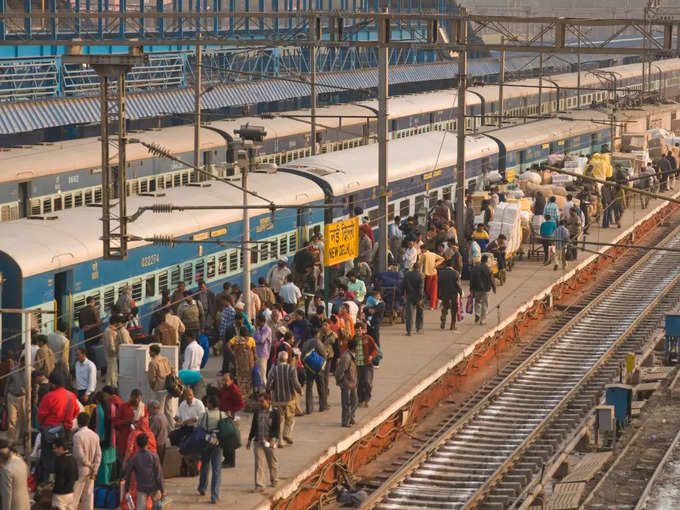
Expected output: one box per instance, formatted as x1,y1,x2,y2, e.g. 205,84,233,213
53,453,78,494
437,268,463,299
469,263,495,293
248,407,282,443
402,270,424,300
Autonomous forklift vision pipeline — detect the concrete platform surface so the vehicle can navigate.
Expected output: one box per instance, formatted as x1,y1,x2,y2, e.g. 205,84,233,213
162,192,678,510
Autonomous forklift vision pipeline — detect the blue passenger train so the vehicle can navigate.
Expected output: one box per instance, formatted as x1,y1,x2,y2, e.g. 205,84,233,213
0,111,616,347
1,58,679,222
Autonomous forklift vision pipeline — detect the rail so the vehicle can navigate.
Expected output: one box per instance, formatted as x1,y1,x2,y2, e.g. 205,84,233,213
362,222,680,510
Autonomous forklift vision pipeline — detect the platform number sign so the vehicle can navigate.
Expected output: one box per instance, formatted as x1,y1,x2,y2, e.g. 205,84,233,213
324,217,359,266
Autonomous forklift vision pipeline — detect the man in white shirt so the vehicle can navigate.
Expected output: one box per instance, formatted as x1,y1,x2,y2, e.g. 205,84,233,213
562,194,575,220
74,348,97,403
402,240,418,271
182,331,204,371
279,274,302,314
72,413,101,510
174,387,205,427
266,258,292,296
47,328,70,371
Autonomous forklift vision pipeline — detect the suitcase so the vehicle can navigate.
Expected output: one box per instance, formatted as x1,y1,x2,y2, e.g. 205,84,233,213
163,445,182,478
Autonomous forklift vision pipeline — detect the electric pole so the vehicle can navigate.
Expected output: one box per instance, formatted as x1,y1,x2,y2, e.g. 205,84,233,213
377,8,390,273
194,32,202,181
455,15,467,241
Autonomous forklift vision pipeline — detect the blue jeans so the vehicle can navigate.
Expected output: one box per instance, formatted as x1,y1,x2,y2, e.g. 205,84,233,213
198,444,222,502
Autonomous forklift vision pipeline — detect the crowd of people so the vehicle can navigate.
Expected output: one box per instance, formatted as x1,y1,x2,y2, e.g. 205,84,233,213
5,153,670,508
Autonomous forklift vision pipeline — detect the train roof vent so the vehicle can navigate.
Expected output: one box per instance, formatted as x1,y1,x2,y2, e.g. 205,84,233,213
291,165,335,176
255,163,278,174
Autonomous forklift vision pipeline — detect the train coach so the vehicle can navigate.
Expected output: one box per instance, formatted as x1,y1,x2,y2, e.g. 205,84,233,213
0,106,663,344
0,172,325,346
2,59,680,222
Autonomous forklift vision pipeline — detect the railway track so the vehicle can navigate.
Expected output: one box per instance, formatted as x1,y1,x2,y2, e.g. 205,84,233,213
633,424,680,510
363,223,680,510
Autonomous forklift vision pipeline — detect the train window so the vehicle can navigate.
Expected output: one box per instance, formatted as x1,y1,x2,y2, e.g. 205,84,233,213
31,200,41,216
170,267,181,287
443,186,452,202
64,194,73,209
84,190,92,205
103,287,115,313
289,232,297,254
74,192,83,207
429,191,438,203
146,276,156,298
132,281,143,302
94,188,102,203
159,272,168,293
228,251,239,272
251,246,259,265
149,179,157,192
43,199,52,213
368,208,379,228
73,296,86,324
140,180,148,193
415,195,425,214
182,263,193,285
54,197,62,211
260,241,270,262
400,199,410,218
279,236,288,255
181,173,189,185
388,203,395,221
207,256,216,278
195,259,205,280
173,174,181,187
218,254,227,275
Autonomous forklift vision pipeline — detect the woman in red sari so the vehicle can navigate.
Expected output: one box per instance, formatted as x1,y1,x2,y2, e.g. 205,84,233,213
121,417,157,510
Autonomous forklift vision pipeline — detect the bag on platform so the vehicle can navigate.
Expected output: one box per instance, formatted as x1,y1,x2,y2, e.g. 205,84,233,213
164,373,185,398
303,350,326,374
217,412,242,450
465,293,474,314
179,426,207,457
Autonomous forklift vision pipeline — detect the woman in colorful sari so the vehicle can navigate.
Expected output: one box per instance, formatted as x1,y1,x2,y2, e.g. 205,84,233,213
88,387,122,485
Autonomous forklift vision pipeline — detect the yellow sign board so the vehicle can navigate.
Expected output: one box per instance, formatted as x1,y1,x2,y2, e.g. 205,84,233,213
324,217,359,266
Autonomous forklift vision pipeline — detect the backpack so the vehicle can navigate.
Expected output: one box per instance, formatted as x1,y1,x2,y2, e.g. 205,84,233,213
303,349,326,374
164,373,185,398
94,485,119,509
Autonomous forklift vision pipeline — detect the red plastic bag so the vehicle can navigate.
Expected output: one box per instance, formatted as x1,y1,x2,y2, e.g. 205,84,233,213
465,293,474,314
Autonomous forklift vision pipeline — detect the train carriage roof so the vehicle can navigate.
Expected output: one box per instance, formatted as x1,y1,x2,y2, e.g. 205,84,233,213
490,112,610,151
281,131,499,197
0,172,322,278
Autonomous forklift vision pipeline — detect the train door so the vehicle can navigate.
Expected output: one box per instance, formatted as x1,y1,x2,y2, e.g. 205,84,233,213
18,182,30,218
297,207,311,247
519,150,527,173
54,270,73,334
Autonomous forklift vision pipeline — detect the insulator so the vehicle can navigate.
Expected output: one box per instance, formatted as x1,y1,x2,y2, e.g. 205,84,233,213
151,203,174,213
152,235,175,247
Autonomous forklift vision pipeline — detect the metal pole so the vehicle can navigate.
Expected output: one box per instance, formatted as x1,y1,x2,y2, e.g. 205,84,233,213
24,321,32,459
577,38,581,109
194,32,202,180
538,26,543,118
242,146,251,315
310,44,317,155
377,8,389,273
118,74,127,256
498,36,505,128
101,76,111,258
455,18,467,239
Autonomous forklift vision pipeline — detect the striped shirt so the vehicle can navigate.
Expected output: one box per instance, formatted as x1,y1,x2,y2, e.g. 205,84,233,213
266,363,302,403
543,201,560,222
218,305,236,339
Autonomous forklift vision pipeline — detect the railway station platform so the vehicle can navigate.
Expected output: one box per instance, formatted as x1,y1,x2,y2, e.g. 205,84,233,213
163,190,680,510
